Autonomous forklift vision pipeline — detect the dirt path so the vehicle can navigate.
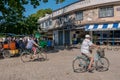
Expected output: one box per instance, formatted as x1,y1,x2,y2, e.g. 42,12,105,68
0,49,120,80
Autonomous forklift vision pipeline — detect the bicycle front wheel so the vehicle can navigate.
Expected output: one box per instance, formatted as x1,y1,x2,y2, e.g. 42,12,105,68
20,52,32,63
96,57,109,72
38,50,47,61
72,57,87,73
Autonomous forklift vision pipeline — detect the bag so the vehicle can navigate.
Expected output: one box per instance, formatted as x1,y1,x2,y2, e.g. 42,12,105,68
9,41,16,50
3,44,9,49
96,48,105,57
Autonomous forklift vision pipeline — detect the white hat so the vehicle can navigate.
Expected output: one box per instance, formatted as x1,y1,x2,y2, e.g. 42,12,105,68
85,34,91,38
20,38,22,40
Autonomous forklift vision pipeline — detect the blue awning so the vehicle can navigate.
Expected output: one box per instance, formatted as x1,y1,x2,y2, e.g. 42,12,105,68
85,23,120,31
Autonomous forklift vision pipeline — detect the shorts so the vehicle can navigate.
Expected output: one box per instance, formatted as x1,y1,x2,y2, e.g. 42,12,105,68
83,53,93,58
32,47,36,52
81,49,93,58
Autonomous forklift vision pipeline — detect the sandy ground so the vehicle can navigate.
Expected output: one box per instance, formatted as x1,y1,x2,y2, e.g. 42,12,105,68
0,48,120,80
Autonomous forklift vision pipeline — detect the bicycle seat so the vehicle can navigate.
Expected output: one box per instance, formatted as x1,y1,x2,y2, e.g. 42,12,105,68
81,53,90,61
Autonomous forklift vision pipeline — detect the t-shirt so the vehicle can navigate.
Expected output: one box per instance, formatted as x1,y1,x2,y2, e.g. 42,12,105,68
26,40,35,49
81,39,93,54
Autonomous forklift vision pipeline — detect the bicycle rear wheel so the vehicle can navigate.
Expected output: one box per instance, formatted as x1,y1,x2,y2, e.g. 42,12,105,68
20,51,32,63
96,57,109,72
72,57,87,73
2,50,11,58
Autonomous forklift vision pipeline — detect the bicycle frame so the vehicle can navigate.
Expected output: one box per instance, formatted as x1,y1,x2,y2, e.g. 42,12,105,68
20,47,47,63
80,52,103,67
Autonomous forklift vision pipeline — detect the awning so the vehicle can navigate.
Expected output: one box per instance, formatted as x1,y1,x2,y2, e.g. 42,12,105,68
85,23,120,31
75,26,84,30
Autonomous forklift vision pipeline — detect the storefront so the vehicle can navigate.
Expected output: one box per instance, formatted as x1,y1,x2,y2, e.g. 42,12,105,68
53,30,70,46
85,22,120,45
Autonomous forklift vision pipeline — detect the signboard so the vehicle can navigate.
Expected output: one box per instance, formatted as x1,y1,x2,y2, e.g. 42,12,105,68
35,32,40,38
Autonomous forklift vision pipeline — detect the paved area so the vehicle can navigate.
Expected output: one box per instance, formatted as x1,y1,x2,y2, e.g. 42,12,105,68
0,48,120,80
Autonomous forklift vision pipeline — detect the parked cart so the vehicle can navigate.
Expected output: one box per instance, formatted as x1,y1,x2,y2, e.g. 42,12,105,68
1,40,19,58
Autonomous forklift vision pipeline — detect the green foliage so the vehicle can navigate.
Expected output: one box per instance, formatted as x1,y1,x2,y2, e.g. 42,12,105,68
23,8,52,34
0,0,64,19
0,0,64,34
0,8,52,34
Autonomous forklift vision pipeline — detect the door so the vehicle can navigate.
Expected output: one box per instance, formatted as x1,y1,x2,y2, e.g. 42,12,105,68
58,31,63,45
64,30,70,45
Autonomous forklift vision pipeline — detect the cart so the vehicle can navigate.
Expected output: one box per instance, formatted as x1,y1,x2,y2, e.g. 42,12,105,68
1,41,19,58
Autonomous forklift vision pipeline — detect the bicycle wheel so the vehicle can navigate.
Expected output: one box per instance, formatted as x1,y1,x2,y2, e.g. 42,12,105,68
2,50,11,58
37,48,47,61
38,51,47,61
96,57,109,72
20,51,32,63
72,57,87,73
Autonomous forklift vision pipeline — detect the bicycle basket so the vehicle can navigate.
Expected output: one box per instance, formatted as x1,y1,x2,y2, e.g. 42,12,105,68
96,48,105,58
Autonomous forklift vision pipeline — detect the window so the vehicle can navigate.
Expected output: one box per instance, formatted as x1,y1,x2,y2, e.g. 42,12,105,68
99,6,114,18
45,21,48,27
75,11,83,20
64,15,69,22
49,19,52,26
41,22,44,28
57,17,63,24
43,22,46,28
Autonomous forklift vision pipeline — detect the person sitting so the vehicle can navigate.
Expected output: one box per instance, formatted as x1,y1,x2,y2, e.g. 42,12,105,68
26,36,39,57
81,34,99,72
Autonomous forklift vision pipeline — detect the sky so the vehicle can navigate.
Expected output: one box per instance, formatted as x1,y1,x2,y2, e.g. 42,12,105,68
24,0,79,17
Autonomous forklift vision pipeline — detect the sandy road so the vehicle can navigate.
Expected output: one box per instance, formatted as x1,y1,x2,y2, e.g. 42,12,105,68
0,48,120,80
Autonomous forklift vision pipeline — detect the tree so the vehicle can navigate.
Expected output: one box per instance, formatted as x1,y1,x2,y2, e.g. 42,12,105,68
0,0,65,34
22,8,52,34
0,0,65,19
0,8,52,34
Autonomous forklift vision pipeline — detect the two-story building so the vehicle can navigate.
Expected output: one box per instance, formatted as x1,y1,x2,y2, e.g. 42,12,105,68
38,0,120,46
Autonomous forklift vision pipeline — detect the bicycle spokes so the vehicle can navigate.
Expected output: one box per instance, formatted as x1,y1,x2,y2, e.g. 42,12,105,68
72,57,87,73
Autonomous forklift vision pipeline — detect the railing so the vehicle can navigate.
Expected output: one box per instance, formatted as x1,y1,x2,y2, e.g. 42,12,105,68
95,38,120,45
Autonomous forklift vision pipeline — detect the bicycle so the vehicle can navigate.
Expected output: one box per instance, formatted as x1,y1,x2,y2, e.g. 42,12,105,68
72,47,109,73
20,47,47,63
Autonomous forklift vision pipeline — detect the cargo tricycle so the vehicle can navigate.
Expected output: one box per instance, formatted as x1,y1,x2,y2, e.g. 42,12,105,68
0,41,19,58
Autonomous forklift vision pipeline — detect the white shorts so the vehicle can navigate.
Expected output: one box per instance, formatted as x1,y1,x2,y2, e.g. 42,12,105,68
81,49,93,57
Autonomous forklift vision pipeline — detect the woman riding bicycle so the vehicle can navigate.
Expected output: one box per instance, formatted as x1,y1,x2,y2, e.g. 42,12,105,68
81,34,99,72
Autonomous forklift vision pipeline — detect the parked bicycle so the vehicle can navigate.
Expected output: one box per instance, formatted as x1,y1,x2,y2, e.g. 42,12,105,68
20,47,47,63
72,47,109,73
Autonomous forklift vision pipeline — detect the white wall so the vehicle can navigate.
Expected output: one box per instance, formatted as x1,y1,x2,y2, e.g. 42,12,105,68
53,31,58,45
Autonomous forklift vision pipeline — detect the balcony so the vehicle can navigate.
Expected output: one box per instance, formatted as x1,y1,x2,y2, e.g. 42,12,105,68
52,17,77,30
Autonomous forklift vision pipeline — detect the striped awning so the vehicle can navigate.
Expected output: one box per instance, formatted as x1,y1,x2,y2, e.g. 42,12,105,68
85,23,120,31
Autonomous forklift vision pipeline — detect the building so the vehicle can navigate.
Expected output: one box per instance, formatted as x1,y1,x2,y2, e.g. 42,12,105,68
38,0,120,46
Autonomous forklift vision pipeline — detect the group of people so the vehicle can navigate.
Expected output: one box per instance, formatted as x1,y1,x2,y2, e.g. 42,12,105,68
0,34,99,72
0,36,40,56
